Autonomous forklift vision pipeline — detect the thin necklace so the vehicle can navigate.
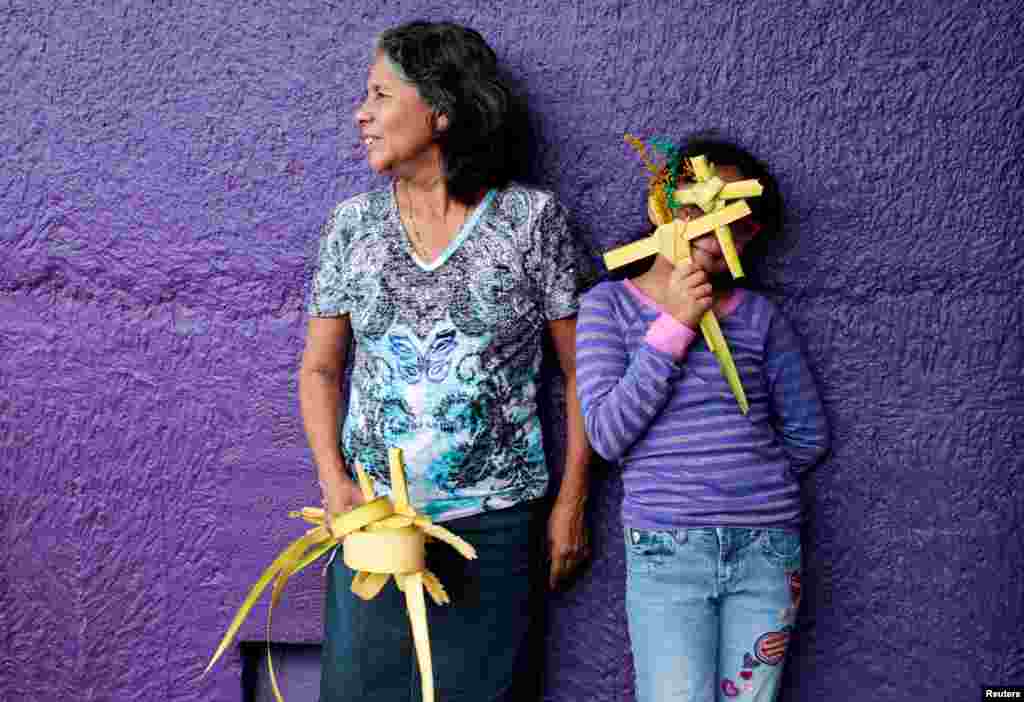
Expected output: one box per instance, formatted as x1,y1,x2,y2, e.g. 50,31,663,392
402,180,430,260
402,179,466,262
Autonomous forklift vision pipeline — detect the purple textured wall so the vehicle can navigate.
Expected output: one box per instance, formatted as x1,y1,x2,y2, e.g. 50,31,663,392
3,2,1022,701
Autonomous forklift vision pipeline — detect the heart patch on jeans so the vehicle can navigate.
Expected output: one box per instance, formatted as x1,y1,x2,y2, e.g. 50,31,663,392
755,630,790,666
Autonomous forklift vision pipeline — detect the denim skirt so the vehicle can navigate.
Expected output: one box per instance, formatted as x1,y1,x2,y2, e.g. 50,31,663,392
320,500,545,702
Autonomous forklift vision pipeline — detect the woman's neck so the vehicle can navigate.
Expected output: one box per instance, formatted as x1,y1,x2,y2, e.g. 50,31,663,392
394,152,455,214
400,175,453,219
394,160,487,263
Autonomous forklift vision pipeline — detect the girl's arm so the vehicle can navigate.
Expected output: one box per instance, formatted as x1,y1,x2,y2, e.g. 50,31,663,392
575,285,697,462
763,311,831,473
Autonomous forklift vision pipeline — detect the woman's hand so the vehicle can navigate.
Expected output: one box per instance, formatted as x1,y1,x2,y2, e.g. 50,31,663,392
545,318,593,589
547,493,590,589
320,474,367,540
665,261,713,330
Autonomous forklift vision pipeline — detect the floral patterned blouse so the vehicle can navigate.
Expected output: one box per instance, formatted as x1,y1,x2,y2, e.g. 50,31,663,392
308,183,592,521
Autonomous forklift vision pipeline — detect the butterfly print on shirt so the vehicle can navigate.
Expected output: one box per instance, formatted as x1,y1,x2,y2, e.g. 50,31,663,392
387,328,458,384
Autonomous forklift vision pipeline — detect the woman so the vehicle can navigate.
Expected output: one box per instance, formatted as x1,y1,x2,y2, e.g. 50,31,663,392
299,21,593,701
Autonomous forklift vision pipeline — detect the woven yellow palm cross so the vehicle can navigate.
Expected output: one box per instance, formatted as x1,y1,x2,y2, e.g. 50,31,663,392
204,448,476,702
604,148,764,414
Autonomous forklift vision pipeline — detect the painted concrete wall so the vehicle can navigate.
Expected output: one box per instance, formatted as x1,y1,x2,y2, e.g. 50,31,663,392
3,1,1022,700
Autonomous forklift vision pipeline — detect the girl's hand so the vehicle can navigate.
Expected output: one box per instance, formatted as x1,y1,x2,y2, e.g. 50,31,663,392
665,262,713,330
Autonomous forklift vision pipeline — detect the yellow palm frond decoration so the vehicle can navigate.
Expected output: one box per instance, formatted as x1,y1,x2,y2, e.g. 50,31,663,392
204,448,476,702
607,137,766,414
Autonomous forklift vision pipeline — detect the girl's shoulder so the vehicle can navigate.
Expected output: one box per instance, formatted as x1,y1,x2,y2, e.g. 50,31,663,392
731,289,787,337
583,278,626,300
581,279,648,318
735,288,775,313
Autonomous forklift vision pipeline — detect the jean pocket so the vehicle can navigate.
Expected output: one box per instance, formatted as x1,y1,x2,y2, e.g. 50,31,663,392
625,528,681,573
760,529,802,572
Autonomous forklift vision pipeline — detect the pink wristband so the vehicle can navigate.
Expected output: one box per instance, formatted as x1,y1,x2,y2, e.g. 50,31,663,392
645,313,697,360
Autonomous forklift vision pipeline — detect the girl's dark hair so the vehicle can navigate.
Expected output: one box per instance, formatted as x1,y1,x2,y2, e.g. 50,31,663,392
376,22,514,204
678,137,783,251
608,136,784,285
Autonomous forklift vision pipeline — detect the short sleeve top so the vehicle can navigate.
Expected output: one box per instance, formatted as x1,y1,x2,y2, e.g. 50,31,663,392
308,183,593,522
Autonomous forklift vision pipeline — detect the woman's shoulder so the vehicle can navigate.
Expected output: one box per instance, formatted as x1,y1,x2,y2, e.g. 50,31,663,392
329,188,392,220
320,188,393,242
493,182,556,203
489,183,561,221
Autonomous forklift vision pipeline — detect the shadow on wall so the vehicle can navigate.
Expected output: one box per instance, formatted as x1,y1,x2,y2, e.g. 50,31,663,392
503,70,543,188
241,642,321,702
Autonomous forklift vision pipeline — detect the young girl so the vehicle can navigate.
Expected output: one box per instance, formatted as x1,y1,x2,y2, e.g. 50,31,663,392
576,138,829,702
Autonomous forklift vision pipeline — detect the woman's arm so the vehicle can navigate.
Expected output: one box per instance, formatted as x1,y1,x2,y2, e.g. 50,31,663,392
575,286,695,462
546,316,592,588
299,316,364,522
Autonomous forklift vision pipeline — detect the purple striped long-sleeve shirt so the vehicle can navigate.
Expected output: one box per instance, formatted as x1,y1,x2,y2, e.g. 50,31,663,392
576,280,829,529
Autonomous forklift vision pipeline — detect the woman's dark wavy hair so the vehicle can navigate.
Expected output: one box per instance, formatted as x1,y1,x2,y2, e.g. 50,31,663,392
376,22,515,204
609,135,784,286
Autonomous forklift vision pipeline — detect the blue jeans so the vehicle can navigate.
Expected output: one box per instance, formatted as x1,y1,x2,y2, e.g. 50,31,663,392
624,527,802,702
320,500,545,702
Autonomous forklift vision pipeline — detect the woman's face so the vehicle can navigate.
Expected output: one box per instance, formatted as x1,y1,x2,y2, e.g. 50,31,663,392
681,164,761,275
354,52,444,176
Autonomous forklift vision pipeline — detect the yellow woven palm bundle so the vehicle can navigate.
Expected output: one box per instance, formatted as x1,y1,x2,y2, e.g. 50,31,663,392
204,448,476,702
606,135,768,415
